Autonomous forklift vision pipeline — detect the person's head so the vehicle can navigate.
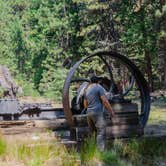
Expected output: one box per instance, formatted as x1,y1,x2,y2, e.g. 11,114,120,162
90,75,100,83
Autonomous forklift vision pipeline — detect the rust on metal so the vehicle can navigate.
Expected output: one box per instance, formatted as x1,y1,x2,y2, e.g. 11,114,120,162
62,51,150,128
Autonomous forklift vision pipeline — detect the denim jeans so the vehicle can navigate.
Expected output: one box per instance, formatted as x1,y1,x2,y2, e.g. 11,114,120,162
87,111,106,151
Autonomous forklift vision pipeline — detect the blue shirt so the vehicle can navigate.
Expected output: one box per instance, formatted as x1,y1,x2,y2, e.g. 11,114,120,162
85,84,105,113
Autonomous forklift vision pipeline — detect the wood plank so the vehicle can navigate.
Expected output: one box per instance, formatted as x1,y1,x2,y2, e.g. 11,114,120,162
34,119,68,129
1,127,45,135
111,103,138,113
106,125,142,133
106,128,143,138
0,120,28,125
108,117,139,125
112,113,138,117
73,114,139,127
70,125,143,141
0,120,35,128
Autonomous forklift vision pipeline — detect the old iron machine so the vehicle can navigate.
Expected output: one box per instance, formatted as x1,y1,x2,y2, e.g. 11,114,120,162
62,51,150,141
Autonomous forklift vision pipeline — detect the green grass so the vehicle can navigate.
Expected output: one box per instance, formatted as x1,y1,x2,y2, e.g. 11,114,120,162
78,136,165,166
79,135,126,166
148,109,166,124
0,135,80,166
148,97,166,124
0,103,165,166
0,131,165,166
0,137,6,156
111,138,166,166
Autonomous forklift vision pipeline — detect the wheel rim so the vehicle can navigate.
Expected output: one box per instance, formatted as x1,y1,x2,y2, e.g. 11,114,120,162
62,51,150,127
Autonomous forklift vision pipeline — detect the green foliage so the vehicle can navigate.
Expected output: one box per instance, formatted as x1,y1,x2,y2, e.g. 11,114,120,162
0,137,6,156
80,135,97,163
22,83,40,97
0,130,166,165
80,136,125,166
111,138,166,165
14,74,39,97
0,87,5,98
39,65,68,102
5,135,80,166
0,0,164,100
99,150,123,166
0,0,80,101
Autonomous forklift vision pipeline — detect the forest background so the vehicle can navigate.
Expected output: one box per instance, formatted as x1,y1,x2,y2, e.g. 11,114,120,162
0,0,166,102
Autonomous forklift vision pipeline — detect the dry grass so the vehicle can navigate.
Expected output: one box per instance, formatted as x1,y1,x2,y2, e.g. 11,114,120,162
0,99,165,166
0,132,80,166
148,108,166,124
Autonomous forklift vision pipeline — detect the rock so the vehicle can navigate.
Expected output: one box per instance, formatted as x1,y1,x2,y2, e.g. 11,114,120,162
0,65,22,98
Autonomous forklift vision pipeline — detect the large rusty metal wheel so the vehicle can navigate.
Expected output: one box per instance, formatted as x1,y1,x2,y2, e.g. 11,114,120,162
62,51,150,128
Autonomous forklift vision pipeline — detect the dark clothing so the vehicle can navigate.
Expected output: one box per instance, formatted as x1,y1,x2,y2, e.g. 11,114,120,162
85,83,106,151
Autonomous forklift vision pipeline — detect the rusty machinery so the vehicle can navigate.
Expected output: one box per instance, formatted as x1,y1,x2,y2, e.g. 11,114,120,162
63,51,151,139
0,51,150,139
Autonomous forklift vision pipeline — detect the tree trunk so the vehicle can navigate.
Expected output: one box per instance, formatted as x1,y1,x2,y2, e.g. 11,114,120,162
159,0,166,89
145,50,153,91
140,10,154,92
164,54,166,89
159,36,166,89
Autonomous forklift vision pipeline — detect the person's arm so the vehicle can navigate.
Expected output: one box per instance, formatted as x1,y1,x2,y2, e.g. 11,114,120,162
84,98,88,109
100,95,115,117
98,84,115,117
